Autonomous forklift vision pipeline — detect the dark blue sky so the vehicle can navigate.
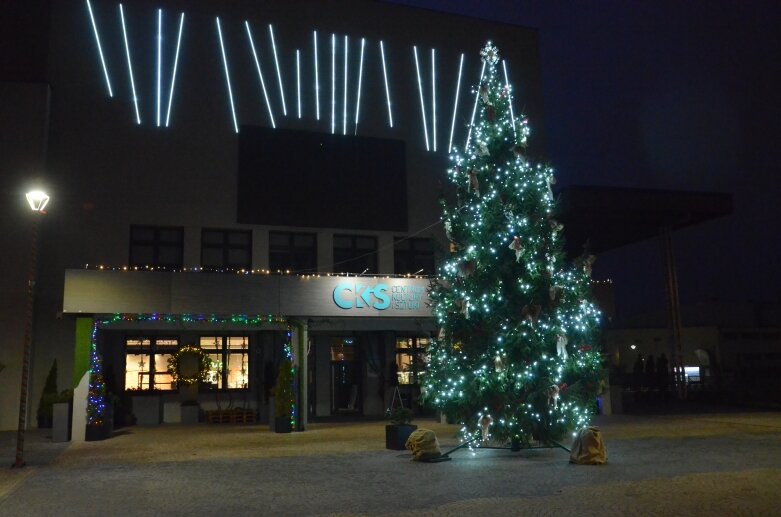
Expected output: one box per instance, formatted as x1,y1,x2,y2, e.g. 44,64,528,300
391,0,781,319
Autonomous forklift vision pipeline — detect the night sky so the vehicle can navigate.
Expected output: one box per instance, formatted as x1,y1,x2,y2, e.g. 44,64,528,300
392,0,781,320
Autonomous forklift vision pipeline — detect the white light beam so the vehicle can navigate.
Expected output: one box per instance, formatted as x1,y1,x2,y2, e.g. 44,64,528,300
413,46,429,151
296,49,301,118
157,8,162,127
448,53,464,153
354,37,365,135
269,25,286,116
380,41,393,127
502,60,516,136
331,33,335,134
465,61,486,150
431,48,436,152
119,4,141,124
245,21,275,128
86,0,113,97
216,17,238,133
314,31,319,120
343,35,348,135
164,12,184,127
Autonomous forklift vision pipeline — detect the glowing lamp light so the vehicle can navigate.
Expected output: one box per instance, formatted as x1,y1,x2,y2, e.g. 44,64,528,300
26,190,50,212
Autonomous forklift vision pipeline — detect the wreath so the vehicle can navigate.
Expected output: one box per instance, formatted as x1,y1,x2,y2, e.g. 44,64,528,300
167,346,213,386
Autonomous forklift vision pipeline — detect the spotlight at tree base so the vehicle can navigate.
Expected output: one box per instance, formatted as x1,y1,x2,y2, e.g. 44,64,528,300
422,43,604,447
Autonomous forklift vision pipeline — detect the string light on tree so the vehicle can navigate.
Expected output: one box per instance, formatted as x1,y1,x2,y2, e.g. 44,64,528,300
423,43,603,448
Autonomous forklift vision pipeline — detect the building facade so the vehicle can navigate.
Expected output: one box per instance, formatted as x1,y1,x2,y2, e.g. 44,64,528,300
0,0,546,434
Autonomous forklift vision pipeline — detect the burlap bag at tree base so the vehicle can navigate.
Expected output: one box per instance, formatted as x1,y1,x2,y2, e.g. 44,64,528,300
569,426,607,465
405,429,442,461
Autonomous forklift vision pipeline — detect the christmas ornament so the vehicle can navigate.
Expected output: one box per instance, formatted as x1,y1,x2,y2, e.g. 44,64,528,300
521,304,541,326
509,236,524,262
556,334,569,360
547,384,560,409
458,260,476,277
457,298,470,319
444,220,453,241
469,169,480,196
480,84,489,104
548,218,563,232
494,355,505,372
579,344,592,352
582,254,597,277
487,106,495,122
511,145,527,166
479,414,493,441
449,241,460,253
477,142,489,157
546,174,557,200
549,285,563,301
438,327,445,341
480,42,500,65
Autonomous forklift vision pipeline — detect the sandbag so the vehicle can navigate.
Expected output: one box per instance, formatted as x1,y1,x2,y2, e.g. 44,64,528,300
405,428,442,461
569,426,607,465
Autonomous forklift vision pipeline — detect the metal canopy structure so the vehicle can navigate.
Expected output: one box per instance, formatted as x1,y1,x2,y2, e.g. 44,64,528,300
557,185,733,256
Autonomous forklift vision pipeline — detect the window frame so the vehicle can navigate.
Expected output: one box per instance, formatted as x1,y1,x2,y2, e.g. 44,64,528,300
268,230,318,273
394,336,431,386
124,336,180,392
200,228,252,270
393,237,435,275
332,234,378,274
129,225,184,269
198,335,251,392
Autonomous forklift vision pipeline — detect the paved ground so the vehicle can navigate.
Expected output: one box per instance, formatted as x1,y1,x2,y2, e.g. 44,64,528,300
1,412,781,516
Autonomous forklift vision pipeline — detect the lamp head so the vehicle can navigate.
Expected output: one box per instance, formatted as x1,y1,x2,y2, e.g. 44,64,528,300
26,190,50,212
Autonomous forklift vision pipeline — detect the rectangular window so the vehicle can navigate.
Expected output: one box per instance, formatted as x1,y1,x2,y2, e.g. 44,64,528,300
124,337,178,391
200,336,250,390
201,229,252,269
269,231,317,273
129,225,184,268
395,337,430,385
393,237,435,275
333,234,378,274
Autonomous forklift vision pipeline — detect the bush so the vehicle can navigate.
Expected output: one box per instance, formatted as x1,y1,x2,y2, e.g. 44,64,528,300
273,359,295,419
388,407,413,425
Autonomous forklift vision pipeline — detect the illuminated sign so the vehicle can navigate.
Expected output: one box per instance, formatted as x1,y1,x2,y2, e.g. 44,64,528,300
333,283,425,311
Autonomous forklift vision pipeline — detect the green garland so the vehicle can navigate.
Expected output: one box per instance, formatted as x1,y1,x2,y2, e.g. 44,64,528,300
167,345,213,386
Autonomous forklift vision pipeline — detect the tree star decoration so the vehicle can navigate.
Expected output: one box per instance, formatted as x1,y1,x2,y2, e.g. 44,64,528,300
480,42,500,65
556,334,569,360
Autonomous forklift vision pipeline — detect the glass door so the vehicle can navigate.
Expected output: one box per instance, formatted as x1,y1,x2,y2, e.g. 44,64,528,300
330,338,362,415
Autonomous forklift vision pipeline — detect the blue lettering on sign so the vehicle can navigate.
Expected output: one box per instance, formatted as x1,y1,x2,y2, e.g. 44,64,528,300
333,283,390,310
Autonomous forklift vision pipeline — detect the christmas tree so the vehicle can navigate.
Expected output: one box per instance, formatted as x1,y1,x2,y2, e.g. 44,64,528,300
424,43,603,447
87,323,107,428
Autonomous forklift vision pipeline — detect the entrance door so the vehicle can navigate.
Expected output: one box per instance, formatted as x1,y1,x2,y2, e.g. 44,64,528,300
330,338,362,415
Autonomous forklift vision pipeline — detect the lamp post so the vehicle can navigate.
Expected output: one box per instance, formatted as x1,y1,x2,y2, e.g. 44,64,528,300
12,190,49,469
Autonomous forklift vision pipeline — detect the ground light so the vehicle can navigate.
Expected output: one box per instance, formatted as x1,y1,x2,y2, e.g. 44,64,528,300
13,190,49,468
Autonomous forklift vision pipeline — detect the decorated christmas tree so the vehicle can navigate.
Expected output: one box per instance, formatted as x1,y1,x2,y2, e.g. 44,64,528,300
423,43,603,447
87,324,107,429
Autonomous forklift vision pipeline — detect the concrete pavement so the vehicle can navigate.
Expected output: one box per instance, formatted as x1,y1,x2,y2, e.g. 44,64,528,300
1,412,780,515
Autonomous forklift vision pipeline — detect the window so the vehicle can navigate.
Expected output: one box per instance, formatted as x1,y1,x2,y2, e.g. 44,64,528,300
124,337,179,391
200,336,250,390
395,337,430,385
333,234,377,274
269,231,317,272
129,225,184,268
394,237,435,275
201,229,252,269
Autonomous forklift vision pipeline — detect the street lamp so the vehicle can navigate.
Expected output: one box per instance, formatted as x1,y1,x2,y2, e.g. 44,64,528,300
12,190,49,468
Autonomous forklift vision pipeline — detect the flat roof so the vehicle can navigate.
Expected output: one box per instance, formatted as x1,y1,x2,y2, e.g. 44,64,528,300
557,185,733,255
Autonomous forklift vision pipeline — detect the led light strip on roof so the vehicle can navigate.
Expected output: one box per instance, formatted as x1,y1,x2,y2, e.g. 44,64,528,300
354,38,365,135
314,31,320,120
380,40,393,128
343,35,348,135
86,0,113,97
164,12,184,127
216,17,238,133
465,61,486,150
448,53,464,153
413,46,429,151
245,21,275,128
296,49,301,119
156,8,162,127
269,24,286,117
119,4,141,124
431,48,436,152
502,60,516,136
